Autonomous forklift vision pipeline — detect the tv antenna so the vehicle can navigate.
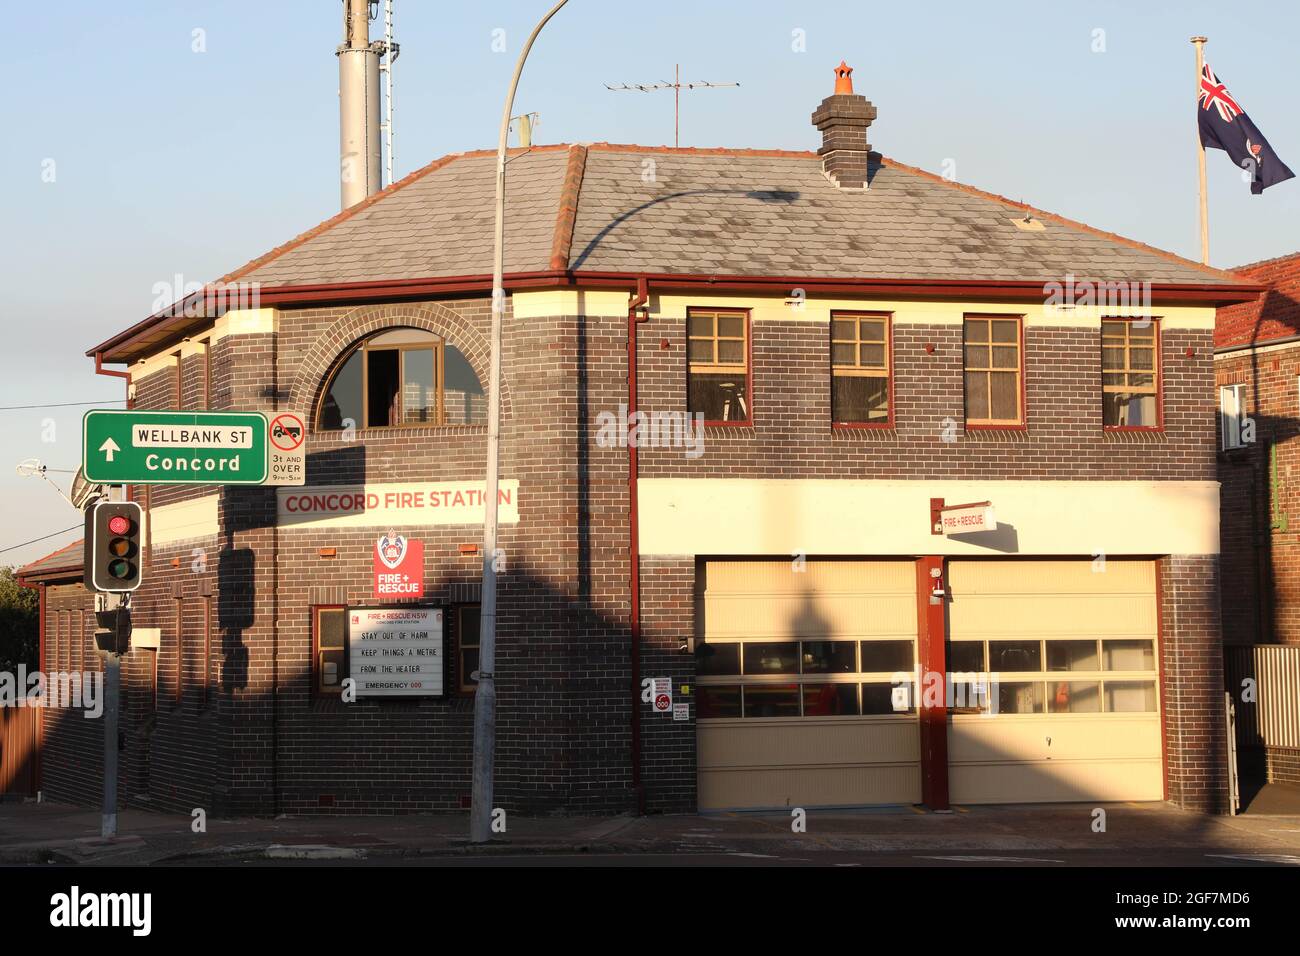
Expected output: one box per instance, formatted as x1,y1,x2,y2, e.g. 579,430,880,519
605,64,739,147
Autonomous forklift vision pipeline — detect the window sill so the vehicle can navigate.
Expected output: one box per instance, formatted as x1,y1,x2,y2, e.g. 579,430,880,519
312,424,488,442
702,423,755,437
1103,428,1167,443
963,424,1030,442
832,423,898,441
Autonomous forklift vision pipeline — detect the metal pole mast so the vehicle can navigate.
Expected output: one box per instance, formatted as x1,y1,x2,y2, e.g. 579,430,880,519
471,0,570,845
381,0,397,187
1192,36,1210,264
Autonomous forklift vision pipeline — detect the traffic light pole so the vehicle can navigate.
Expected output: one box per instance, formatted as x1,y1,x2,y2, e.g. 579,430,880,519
99,483,126,839
101,652,119,838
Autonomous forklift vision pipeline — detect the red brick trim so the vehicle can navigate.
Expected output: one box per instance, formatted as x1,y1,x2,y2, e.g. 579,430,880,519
549,145,588,271
286,301,507,428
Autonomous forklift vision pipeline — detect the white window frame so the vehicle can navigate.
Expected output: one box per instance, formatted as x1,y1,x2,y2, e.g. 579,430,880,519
1219,384,1246,450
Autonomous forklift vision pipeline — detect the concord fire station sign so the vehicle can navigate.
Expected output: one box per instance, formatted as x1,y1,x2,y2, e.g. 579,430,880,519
83,409,269,485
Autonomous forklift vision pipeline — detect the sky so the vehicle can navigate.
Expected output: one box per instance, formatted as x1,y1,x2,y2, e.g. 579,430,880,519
1,0,1297,566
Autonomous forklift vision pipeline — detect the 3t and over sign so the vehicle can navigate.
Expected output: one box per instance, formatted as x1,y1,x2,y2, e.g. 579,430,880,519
265,412,306,486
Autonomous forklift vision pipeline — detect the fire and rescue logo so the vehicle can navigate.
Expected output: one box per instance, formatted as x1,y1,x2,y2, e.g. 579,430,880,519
376,530,407,570
373,531,424,598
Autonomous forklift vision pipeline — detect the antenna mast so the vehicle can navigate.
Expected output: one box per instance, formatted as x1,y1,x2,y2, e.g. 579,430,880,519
605,64,739,147
380,0,399,187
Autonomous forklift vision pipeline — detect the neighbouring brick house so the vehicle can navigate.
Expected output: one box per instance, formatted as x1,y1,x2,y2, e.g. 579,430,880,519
1215,250,1300,785
26,65,1259,816
14,541,97,806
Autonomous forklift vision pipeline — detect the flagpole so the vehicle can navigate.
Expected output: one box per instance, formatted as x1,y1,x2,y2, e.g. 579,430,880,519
1192,35,1210,264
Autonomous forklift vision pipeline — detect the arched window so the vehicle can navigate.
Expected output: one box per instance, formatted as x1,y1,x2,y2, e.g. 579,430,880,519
317,328,485,430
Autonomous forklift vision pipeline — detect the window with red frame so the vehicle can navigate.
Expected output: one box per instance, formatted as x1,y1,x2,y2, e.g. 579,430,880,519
312,606,347,697
831,313,891,424
456,604,482,694
963,316,1023,425
687,309,749,423
1102,319,1159,428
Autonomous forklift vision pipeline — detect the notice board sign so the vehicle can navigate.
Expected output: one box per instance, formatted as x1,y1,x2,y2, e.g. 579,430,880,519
348,607,444,698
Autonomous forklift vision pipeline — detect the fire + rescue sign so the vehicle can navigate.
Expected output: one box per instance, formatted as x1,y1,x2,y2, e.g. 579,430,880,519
348,607,444,698
83,409,268,485
373,531,424,598
936,502,997,535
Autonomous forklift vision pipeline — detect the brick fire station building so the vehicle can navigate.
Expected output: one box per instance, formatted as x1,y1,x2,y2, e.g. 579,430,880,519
27,69,1259,816
1216,251,1300,785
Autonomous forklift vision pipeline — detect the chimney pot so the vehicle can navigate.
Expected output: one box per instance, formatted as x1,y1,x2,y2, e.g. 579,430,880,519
833,60,854,95
812,61,877,189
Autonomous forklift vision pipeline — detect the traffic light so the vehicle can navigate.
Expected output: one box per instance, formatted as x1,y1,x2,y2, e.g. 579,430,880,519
93,607,132,654
84,501,143,592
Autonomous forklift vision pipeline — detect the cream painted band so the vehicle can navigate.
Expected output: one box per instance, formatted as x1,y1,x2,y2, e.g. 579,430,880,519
129,627,161,650
131,308,278,381
511,289,629,318
511,289,1214,330
212,307,277,341
149,494,220,546
132,350,179,384
637,478,1219,557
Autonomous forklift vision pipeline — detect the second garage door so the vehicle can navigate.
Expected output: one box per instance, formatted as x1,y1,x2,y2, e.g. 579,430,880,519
695,559,921,810
946,559,1163,804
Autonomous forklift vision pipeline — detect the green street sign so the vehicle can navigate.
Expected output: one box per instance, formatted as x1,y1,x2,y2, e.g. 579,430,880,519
83,410,269,485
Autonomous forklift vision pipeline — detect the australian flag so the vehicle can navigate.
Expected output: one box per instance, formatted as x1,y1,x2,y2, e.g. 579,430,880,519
1199,63,1294,194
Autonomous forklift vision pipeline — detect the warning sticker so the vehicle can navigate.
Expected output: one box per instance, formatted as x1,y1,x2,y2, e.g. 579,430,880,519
652,677,673,714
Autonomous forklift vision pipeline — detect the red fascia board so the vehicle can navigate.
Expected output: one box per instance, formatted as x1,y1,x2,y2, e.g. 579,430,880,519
89,269,1262,364
568,271,1263,304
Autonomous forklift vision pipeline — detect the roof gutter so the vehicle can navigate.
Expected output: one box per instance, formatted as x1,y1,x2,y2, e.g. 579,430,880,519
88,269,1263,365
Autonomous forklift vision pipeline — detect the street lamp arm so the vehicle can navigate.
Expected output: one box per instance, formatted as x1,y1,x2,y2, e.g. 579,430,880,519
473,0,571,845
495,0,570,184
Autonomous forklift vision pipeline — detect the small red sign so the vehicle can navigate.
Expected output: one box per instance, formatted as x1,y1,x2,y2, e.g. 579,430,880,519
654,693,671,712
373,530,424,598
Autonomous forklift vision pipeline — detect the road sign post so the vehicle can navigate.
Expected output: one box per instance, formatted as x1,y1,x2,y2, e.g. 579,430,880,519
83,410,269,485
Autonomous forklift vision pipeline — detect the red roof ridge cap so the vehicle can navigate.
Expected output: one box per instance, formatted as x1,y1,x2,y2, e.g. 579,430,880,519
585,142,817,159
549,145,589,271
1228,250,1300,275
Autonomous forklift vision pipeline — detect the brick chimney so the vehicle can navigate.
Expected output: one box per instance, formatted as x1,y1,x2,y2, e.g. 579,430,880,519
811,61,877,189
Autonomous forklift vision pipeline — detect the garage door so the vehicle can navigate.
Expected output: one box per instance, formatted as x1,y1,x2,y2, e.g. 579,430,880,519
695,560,920,810
947,559,1162,804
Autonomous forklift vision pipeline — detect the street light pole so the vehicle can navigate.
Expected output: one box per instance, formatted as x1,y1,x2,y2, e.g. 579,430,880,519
471,0,571,844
